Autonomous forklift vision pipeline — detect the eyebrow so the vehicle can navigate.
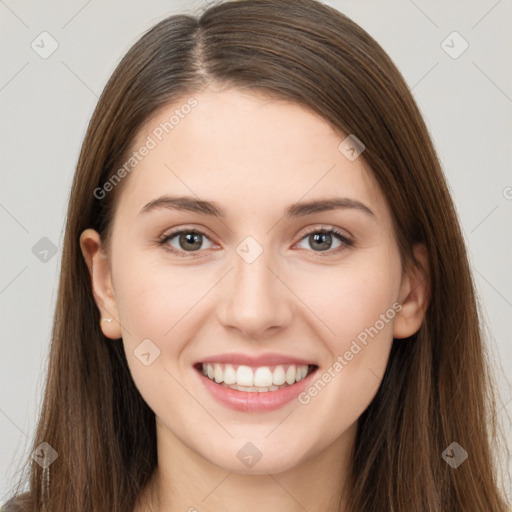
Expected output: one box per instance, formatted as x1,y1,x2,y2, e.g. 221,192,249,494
139,195,376,219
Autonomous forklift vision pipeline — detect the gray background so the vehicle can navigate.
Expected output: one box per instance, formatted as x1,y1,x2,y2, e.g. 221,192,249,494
1,0,511,502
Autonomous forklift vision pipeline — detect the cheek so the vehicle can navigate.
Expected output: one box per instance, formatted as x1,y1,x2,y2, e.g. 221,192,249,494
302,262,400,348
111,256,202,411
111,254,220,400
113,253,206,341
294,259,401,425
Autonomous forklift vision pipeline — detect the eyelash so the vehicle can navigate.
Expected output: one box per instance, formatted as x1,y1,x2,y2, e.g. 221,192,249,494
157,225,354,258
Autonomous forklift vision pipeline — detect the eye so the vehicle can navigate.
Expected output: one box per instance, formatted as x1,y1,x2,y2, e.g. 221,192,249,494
159,228,216,256
295,226,353,255
158,225,353,258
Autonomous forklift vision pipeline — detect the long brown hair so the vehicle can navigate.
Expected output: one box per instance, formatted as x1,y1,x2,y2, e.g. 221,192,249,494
4,0,510,510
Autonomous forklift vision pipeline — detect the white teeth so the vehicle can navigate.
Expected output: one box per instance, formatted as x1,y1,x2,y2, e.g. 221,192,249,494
219,383,282,393
223,364,237,385
285,365,296,385
236,365,254,387
253,367,273,387
201,362,312,389
272,365,286,385
214,363,223,383
297,365,308,382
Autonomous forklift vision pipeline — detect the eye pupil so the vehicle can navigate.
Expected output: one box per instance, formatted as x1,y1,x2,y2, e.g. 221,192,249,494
180,232,202,251
310,232,332,251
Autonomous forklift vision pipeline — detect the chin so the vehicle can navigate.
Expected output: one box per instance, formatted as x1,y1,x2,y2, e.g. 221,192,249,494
202,440,311,476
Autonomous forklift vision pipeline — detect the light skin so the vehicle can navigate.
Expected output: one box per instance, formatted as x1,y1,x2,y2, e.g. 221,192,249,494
80,86,429,512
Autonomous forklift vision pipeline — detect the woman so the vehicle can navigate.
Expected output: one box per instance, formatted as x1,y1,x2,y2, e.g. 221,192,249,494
3,0,510,510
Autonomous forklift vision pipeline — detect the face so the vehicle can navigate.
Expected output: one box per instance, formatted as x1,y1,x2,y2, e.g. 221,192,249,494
82,86,427,476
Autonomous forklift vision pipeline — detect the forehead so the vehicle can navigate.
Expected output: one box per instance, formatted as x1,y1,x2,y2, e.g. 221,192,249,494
117,88,388,222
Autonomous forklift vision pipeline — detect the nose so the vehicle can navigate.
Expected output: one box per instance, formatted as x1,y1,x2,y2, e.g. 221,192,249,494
216,249,293,339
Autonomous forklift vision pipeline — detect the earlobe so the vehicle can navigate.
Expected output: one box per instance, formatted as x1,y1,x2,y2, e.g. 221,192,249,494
79,229,122,339
393,243,430,340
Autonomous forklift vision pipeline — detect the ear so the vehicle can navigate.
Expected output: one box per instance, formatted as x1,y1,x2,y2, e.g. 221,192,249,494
393,243,430,339
79,229,122,339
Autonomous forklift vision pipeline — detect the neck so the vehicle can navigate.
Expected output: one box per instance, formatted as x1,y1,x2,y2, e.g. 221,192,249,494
135,418,356,512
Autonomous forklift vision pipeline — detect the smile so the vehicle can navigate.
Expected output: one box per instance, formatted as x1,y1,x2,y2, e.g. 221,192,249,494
196,362,317,392
194,358,319,413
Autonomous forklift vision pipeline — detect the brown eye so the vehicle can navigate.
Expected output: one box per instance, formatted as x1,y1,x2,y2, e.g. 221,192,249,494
160,229,215,255
177,232,203,251
307,232,334,251
296,227,353,255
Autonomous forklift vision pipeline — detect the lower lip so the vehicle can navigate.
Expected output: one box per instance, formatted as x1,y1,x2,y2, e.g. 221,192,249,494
195,367,318,412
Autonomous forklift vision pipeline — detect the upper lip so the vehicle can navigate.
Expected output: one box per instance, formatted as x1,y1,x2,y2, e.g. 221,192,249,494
196,352,317,367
